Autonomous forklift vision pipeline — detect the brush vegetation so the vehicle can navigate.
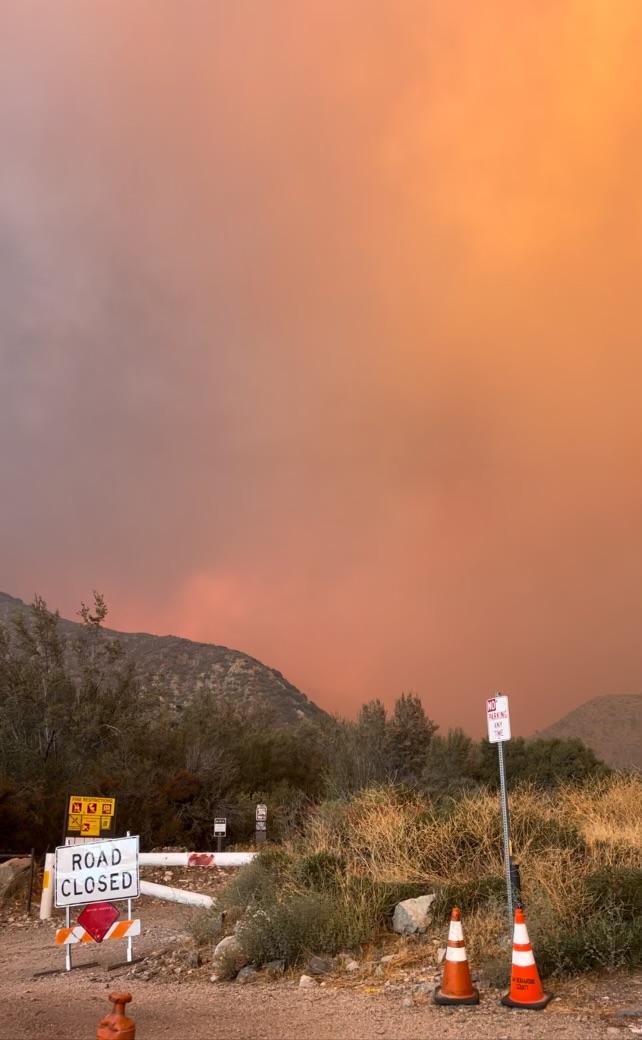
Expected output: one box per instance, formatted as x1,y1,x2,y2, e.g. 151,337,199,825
213,776,642,979
0,595,606,852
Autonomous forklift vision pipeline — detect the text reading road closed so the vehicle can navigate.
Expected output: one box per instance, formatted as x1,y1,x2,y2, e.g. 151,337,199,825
55,836,139,908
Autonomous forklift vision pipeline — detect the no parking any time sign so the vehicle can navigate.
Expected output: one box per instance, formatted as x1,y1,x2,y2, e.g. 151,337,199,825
486,695,511,743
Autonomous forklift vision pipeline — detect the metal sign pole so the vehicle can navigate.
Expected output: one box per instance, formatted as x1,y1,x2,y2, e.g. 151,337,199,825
65,906,72,972
497,739,513,932
126,830,133,963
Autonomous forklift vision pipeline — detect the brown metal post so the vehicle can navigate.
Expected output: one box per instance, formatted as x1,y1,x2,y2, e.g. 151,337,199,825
97,993,135,1040
26,848,35,914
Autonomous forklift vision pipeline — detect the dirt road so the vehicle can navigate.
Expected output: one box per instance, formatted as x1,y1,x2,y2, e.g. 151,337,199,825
1,898,639,1039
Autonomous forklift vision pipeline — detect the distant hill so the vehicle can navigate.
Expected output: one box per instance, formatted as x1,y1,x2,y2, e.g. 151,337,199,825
536,694,642,770
0,591,326,726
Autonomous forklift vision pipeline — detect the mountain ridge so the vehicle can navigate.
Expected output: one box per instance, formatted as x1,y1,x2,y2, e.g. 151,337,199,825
0,590,326,726
535,693,642,770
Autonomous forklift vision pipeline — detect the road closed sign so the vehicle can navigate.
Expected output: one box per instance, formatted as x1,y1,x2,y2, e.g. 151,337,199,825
55,835,139,908
486,695,511,743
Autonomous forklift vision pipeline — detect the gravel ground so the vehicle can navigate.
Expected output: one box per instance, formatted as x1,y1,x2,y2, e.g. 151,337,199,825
2,876,642,1039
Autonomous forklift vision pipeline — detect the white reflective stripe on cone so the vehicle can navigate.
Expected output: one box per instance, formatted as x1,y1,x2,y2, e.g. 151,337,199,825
448,921,464,942
512,950,536,967
445,947,468,962
513,923,530,944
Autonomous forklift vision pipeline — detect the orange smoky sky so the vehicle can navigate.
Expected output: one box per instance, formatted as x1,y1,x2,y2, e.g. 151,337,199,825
1,1,640,736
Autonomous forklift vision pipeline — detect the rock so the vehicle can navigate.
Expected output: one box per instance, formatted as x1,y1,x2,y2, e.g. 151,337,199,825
212,934,249,974
237,966,258,984
380,954,395,964
413,981,435,998
392,895,436,936
401,995,414,1008
437,947,447,964
299,974,317,989
374,965,385,978
264,960,285,978
186,950,201,969
0,858,31,901
345,960,360,973
307,955,333,975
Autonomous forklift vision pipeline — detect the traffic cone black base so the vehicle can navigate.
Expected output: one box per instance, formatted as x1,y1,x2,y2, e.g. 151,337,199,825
501,991,553,1011
435,988,480,1006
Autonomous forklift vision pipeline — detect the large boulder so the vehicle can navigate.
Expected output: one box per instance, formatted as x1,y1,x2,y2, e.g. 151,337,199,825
0,858,31,902
392,894,436,935
212,934,249,976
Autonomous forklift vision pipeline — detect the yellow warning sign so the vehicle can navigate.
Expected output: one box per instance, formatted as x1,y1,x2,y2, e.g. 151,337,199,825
66,795,116,837
80,817,100,836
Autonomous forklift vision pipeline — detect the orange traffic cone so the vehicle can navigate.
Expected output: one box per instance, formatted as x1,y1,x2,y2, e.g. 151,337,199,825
434,907,479,1006
501,907,552,1010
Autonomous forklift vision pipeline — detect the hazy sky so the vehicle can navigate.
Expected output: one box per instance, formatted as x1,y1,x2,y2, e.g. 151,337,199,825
1,1,640,735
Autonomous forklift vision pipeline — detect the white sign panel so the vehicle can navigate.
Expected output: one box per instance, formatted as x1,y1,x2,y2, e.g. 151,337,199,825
255,803,267,821
214,818,227,835
55,835,139,908
486,695,511,743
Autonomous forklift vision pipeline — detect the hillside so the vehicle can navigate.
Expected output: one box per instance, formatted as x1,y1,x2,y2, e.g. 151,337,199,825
0,591,326,726
536,694,642,771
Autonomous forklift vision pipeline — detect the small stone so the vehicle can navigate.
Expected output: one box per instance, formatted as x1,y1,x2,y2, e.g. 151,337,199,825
401,995,414,1008
237,966,258,984
380,954,394,964
299,974,317,989
209,974,221,983
186,950,201,969
264,960,285,978
345,960,360,973
413,981,435,998
374,965,385,978
308,955,333,975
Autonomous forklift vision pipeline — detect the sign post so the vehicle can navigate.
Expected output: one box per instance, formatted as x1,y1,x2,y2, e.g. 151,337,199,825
486,694,513,932
214,818,227,854
255,803,267,845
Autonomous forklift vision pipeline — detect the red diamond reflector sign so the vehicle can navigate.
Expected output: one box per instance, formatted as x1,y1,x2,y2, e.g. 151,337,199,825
77,901,120,943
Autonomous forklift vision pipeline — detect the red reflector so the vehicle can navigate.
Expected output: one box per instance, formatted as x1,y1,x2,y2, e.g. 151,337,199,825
77,901,120,942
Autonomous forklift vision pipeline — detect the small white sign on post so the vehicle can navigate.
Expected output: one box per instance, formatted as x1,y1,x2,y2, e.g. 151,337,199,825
214,818,227,835
486,695,511,744
55,835,139,908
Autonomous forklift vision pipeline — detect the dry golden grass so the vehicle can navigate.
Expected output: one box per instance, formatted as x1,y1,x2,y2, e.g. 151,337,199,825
284,775,642,975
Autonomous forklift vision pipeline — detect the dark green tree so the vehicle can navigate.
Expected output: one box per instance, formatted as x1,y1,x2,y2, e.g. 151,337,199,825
386,692,438,784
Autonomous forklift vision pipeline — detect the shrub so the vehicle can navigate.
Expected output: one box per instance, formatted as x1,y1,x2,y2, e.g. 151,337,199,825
186,906,224,947
216,775,642,978
433,875,505,917
237,890,355,965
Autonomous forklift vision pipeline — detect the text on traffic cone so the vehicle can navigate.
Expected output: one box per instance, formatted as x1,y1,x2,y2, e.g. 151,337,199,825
501,907,552,1010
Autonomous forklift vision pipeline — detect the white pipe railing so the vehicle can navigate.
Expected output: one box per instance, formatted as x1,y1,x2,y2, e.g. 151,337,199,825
139,879,215,908
37,848,252,920
139,851,256,868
